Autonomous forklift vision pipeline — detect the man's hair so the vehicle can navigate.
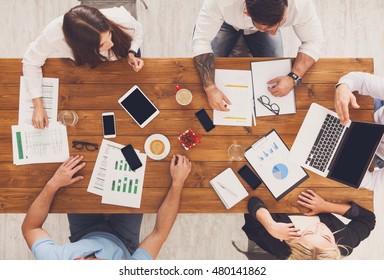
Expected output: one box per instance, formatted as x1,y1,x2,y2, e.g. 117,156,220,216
63,5,132,68
287,240,342,260
245,0,288,26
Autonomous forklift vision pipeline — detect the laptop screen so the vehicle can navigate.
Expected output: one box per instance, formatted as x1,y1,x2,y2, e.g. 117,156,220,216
328,122,384,188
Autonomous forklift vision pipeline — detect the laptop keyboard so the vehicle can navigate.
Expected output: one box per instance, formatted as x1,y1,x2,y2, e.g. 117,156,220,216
305,114,344,172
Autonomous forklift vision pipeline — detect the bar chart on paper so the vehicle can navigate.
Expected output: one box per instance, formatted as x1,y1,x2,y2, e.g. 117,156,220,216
102,149,147,208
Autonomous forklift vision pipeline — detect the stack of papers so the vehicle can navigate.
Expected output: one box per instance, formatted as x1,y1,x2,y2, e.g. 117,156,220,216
210,167,248,209
87,139,147,208
12,76,69,165
11,123,69,165
214,69,254,127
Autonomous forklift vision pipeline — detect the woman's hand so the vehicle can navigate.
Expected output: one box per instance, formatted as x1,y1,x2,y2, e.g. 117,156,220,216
268,222,301,241
127,53,144,72
297,189,329,215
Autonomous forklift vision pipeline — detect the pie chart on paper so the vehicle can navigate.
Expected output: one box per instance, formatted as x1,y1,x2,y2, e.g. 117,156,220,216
272,163,288,180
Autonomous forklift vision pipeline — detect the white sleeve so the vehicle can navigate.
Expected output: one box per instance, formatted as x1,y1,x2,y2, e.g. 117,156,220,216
291,0,325,61
22,33,57,99
192,0,224,57
338,72,384,100
103,6,143,52
360,169,384,191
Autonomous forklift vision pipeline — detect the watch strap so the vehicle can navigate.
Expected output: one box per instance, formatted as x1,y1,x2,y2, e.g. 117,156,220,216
287,72,302,86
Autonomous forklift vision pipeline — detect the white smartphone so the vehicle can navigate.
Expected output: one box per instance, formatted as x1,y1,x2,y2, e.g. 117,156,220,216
102,112,116,138
118,85,159,128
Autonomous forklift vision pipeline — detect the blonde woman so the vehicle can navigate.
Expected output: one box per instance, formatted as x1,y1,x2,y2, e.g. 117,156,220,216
242,189,375,259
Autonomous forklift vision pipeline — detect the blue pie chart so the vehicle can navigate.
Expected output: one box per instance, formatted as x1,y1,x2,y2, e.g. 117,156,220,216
272,163,288,180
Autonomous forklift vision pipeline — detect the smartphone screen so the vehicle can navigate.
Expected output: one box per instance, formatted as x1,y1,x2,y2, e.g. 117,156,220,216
102,113,116,138
195,109,215,132
121,144,142,171
238,165,262,190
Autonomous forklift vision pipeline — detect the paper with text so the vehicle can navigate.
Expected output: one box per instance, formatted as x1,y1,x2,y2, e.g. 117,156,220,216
18,76,59,125
11,123,69,165
214,69,254,126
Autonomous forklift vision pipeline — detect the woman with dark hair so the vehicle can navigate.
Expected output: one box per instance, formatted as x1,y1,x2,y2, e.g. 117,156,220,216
242,189,375,260
23,5,144,128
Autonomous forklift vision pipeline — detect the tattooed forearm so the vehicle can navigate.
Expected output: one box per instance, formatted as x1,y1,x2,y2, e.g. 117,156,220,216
193,53,215,89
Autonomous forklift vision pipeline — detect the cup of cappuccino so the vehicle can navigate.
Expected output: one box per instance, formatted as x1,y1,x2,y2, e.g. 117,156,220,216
176,85,192,106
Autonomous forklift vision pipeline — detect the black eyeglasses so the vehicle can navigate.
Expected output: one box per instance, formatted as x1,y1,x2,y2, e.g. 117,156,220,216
72,141,99,151
257,95,280,115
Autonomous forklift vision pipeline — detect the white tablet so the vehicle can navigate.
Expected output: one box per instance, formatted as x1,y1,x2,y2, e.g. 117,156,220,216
118,85,160,128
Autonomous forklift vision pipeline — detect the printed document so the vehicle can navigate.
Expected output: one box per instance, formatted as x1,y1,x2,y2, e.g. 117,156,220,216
11,122,69,165
251,59,296,116
18,76,59,125
214,69,254,126
101,149,147,208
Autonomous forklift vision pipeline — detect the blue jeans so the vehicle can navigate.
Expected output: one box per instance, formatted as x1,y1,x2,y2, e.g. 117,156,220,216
67,213,143,254
374,99,384,168
211,22,283,57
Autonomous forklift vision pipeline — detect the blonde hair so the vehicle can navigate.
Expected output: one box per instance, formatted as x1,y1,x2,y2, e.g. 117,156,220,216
287,240,341,260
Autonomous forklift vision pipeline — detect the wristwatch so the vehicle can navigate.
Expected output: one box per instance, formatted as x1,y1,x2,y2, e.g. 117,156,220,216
287,72,302,86
128,50,137,57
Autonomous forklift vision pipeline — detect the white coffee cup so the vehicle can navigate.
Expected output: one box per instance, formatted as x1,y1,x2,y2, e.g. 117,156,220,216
176,85,192,105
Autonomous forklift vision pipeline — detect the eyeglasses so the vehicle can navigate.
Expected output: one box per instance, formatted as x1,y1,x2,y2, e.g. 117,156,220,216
257,95,280,115
72,141,99,151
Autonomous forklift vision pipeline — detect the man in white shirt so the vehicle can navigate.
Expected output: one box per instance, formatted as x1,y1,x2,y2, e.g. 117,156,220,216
192,0,324,111
22,154,192,259
334,72,384,191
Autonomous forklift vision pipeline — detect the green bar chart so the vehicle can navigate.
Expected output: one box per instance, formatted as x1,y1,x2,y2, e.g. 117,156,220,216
114,160,132,171
111,177,140,194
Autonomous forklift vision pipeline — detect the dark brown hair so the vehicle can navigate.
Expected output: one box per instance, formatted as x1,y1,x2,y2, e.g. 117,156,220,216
245,0,288,26
62,5,132,68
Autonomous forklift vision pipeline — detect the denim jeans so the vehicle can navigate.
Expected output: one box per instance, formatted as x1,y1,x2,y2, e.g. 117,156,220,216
374,98,384,168
67,213,143,254
211,22,284,57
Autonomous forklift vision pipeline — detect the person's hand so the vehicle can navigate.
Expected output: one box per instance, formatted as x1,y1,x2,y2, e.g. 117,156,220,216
47,155,86,190
297,189,329,216
334,83,360,125
170,154,192,188
267,76,295,97
32,107,49,129
205,85,231,111
268,222,301,241
127,54,144,72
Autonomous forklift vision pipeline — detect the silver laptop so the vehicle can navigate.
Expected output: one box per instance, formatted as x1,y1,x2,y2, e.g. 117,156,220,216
289,103,384,188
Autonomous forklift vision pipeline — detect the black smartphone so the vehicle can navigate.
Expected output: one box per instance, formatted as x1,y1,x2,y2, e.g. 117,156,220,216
195,108,215,132
238,165,262,190
121,144,142,171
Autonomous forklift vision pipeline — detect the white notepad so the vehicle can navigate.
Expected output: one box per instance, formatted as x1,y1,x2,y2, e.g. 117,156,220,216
209,168,248,209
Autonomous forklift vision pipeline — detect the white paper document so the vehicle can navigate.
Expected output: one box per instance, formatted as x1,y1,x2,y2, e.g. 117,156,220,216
210,168,248,209
251,59,296,116
214,69,254,126
245,130,307,200
11,122,69,165
18,76,59,125
101,149,147,208
87,139,125,196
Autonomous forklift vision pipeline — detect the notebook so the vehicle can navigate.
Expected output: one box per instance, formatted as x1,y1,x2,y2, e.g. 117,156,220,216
245,129,308,200
289,103,384,188
209,168,249,209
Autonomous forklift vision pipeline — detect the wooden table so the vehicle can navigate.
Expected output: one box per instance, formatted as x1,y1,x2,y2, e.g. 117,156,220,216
0,58,374,213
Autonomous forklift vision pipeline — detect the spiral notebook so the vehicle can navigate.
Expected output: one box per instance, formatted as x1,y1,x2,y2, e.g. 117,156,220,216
209,168,249,209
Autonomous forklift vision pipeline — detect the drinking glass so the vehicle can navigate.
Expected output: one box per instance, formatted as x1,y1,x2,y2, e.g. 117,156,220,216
228,144,244,161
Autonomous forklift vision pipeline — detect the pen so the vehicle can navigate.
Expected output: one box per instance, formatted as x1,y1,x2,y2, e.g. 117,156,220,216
217,181,237,196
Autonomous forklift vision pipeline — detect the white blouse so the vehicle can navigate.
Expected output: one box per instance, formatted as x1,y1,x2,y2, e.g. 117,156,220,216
22,6,143,99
